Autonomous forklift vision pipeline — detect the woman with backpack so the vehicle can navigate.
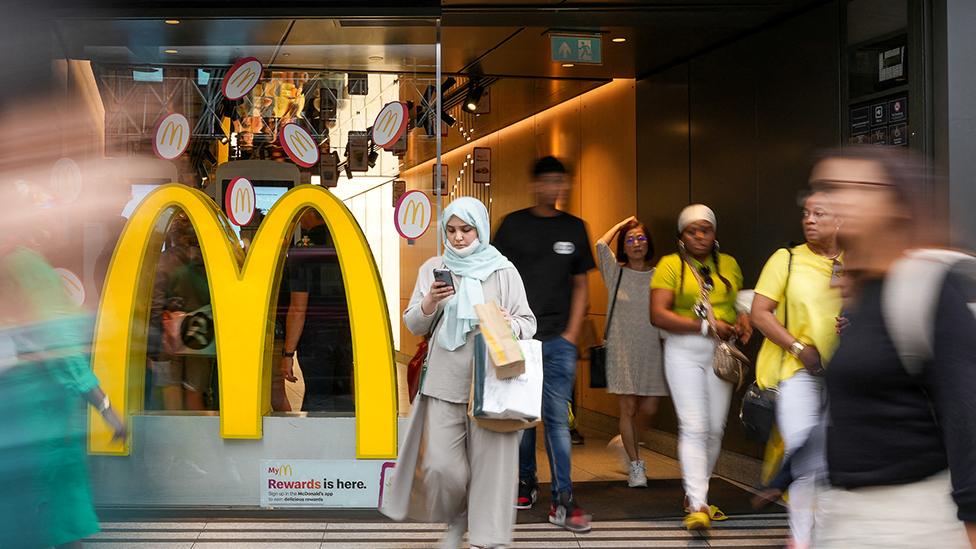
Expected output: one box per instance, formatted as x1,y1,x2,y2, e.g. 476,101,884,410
750,191,843,549
810,147,976,548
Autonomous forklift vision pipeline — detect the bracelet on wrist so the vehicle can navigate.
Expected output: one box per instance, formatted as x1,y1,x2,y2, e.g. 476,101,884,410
281,349,296,358
788,340,806,357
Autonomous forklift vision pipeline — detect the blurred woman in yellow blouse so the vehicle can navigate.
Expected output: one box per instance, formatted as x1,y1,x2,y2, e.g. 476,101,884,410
750,191,842,549
650,204,752,530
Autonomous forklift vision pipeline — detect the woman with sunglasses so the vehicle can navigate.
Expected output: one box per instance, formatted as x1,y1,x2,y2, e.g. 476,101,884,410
596,216,667,488
650,204,752,530
749,191,842,549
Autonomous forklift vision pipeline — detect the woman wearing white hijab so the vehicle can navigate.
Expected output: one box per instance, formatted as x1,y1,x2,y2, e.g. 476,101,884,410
383,197,536,549
650,204,752,530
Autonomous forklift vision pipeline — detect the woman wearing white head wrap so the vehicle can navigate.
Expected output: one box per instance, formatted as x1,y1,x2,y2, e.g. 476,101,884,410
383,197,537,549
650,204,752,531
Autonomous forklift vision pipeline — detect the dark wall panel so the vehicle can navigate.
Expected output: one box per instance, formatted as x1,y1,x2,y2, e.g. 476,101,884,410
689,37,760,284
635,1,841,460
636,65,690,257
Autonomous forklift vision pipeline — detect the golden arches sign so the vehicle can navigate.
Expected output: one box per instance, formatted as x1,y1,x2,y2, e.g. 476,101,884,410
88,184,397,458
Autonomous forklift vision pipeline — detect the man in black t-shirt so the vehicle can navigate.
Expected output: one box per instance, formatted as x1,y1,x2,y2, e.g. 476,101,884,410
279,209,353,413
493,156,595,533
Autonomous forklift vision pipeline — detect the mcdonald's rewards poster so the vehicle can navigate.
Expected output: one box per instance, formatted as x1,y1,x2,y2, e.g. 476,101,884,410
260,460,395,508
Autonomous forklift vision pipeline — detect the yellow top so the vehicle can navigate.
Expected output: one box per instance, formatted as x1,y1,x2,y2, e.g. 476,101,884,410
754,244,843,389
650,252,743,325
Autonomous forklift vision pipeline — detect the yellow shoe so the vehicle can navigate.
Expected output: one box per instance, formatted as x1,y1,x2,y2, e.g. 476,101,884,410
706,504,728,521
683,511,711,530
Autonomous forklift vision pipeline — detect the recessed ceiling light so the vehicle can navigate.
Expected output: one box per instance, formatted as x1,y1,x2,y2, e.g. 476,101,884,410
164,49,178,54
368,55,384,63
612,37,626,43
282,52,291,57
562,63,575,68
165,19,180,25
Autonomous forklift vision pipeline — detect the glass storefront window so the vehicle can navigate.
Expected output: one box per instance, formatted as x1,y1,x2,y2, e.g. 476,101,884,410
42,14,441,506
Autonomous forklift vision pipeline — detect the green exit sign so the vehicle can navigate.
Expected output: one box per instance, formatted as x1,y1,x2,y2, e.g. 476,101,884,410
550,34,603,65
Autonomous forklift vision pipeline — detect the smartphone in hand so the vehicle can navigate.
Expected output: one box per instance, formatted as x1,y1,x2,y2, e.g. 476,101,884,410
433,268,455,290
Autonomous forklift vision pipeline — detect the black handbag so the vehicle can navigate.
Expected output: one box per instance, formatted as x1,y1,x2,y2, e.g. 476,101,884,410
589,265,623,389
740,382,779,443
739,246,794,444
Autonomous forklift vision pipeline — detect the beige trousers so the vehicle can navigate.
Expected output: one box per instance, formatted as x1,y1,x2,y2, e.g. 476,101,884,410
813,469,969,548
420,396,519,548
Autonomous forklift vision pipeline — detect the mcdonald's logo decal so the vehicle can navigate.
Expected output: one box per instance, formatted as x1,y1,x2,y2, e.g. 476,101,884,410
393,190,432,240
50,157,83,204
222,57,263,100
280,123,320,168
371,102,409,150
153,113,190,160
89,184,397,458
224,177,256,226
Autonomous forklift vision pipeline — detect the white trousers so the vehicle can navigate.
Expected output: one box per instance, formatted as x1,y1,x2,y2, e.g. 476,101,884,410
813,469,969,548
776,370,827,545
664,333,732,511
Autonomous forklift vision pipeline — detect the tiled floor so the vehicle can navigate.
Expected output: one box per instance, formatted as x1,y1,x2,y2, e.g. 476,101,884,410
83,515,790,548
82,427,787,548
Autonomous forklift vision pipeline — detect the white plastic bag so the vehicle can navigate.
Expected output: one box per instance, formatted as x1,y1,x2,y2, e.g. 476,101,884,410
471,334,542,422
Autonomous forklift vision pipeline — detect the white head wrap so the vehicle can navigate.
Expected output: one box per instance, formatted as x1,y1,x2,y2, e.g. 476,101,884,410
677,204,717,233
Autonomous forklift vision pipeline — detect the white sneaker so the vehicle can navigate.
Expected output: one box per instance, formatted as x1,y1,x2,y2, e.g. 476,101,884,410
628,459,648,488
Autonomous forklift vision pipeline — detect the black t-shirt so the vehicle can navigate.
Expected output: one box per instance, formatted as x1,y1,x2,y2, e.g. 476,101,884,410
825,272,976,521
287,224,348,328
493,208,595,340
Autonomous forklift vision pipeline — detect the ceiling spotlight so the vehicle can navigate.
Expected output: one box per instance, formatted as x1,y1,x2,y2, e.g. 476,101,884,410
219,135,229,145
367,147,379,168
344,163,353,180
165,19,180,25
561,63,574,68
612,37,626,43
164,49,179,54
463,84,485,113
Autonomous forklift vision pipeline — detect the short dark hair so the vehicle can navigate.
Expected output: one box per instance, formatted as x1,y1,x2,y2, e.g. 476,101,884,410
532,156,566,178
615,219,655,263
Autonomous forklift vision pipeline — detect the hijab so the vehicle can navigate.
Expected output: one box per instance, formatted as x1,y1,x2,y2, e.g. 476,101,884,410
436,197,514,351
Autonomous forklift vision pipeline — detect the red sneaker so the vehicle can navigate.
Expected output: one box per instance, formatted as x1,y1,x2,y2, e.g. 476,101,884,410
548,493,592,533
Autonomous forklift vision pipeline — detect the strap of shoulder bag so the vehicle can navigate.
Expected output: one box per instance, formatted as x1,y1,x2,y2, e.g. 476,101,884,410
603,265,624,342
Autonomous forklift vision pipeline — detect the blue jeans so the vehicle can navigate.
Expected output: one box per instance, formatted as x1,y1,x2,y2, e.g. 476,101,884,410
519,336,578,499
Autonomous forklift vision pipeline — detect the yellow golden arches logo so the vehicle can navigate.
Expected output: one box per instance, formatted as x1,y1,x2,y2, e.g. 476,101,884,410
89,184,397,458
234,187,252,213
162,122,184,148
280,123,320,168
231,67,257,90
401,199,426,227
153,113,190,160
222,57,264,100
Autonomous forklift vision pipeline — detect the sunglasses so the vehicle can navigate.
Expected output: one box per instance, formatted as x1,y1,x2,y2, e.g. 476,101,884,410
624,235,648,245
698,265,714,292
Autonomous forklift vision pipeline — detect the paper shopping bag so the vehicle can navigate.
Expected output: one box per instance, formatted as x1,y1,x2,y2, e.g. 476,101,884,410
473,301,524,379
471,334,542,426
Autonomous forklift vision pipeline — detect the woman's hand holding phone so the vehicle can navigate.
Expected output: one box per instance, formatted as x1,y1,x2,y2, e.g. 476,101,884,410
421,270,455,315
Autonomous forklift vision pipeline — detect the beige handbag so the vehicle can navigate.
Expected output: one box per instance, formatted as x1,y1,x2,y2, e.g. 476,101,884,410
680,250,750,390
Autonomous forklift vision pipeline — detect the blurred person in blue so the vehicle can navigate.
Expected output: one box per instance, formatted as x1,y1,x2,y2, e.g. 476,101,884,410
383,197,536,549
0,184,127,548
809,147,976,549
